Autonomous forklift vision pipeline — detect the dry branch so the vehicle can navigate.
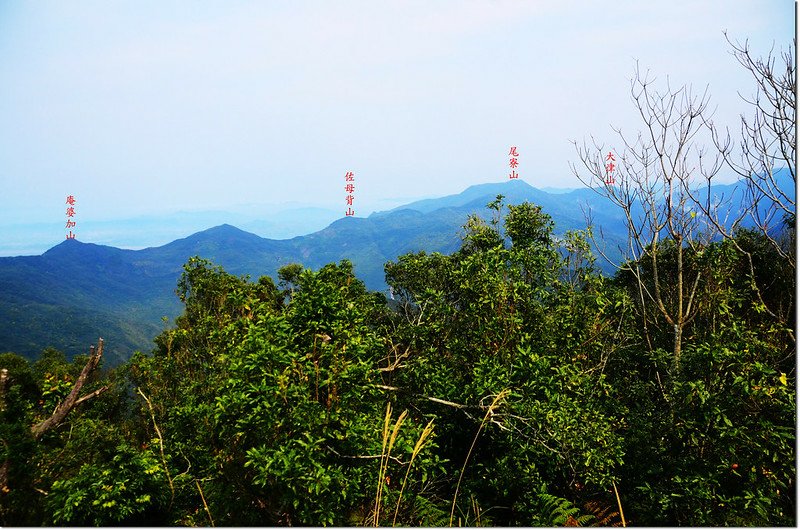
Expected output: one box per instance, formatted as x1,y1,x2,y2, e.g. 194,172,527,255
31,338,107,440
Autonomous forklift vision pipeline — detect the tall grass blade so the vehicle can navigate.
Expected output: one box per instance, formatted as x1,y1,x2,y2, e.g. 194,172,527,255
612,481,627,528
449,389,510,527
392,419,435,526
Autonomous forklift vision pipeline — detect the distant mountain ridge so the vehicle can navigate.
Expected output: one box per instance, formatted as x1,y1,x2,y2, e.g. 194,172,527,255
0,174,792,363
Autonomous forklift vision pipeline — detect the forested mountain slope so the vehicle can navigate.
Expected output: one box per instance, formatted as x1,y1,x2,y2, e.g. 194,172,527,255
0,198,793,526
0,174,790,363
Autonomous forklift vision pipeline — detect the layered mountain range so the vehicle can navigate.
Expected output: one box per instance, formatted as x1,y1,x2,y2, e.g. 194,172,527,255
1,175,790,364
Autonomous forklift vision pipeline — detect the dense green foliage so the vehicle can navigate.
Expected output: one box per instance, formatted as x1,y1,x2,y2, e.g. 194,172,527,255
0,196,794,526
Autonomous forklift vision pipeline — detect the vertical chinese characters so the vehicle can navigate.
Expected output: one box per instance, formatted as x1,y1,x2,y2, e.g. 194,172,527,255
508,146,519,179
605,152,616,185
344,171,355,216
65,195,77,239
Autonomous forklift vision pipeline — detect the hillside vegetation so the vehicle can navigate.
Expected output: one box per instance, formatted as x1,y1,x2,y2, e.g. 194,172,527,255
0,174,787,364
0,197,794,525
0,36,794,526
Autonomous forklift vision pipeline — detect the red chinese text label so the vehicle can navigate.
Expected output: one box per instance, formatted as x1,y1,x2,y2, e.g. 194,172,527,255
508,146,519,179
605,152,616,185
65,195,76,239
345,171,355,216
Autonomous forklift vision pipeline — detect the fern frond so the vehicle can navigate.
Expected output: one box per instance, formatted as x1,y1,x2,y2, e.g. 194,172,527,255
584,500,622,527
410,493,450,527
539,493,596,526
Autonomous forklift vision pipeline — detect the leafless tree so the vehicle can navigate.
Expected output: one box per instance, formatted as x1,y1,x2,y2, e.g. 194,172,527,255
703,34,795,255
572,35,795,368
570,65,725,371
692,34,796,324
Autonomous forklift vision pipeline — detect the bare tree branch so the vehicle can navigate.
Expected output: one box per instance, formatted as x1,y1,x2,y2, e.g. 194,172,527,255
702,33,795,266
31,338,106,440
571,66,720,370
693,34,795,324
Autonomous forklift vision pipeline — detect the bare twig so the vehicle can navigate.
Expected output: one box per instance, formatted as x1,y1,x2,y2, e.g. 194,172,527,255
137,387,175,507
325,445,408,466
195,479,215,527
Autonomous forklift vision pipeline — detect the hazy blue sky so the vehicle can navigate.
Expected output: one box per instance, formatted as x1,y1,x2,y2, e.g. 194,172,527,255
0,1,794,233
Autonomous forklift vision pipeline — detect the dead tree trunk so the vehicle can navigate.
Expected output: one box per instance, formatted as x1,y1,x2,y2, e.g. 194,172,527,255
31,338,109,440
